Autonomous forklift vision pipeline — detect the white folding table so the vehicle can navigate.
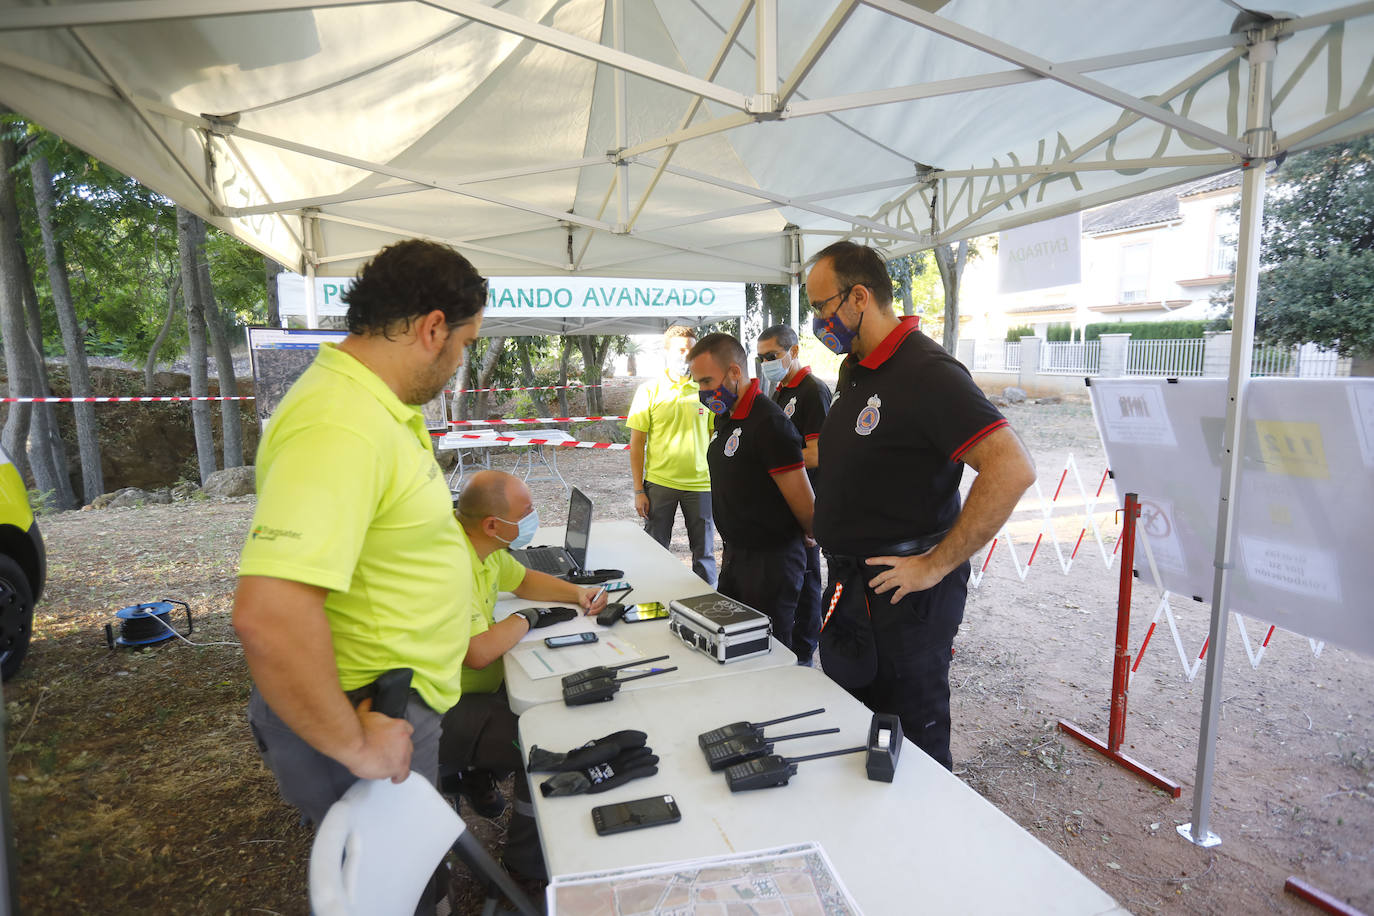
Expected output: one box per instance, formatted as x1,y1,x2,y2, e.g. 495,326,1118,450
437,428,574,492
519,664,1126,915
498,521,797,714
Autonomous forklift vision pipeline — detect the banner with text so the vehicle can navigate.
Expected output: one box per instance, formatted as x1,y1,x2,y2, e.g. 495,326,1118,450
998,212,1081,294
277,274,745,319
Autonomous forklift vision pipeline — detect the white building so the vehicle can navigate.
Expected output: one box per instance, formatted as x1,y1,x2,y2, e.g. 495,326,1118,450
960,172,1241,341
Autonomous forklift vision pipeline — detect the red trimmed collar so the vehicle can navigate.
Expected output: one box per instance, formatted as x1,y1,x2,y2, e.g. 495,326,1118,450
778,365,813,390
858,316,921,369
731,378,761,419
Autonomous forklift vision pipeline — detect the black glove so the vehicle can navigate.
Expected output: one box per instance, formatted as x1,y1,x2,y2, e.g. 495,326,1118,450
539,746,659,797
527,729,647,772
514,606,579,629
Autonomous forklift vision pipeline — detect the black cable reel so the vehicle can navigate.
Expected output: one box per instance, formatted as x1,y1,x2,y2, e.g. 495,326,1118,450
105,599,193,650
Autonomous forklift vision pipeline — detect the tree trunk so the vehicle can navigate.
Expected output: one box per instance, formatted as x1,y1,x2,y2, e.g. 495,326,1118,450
264,257,283,327
454,346,472,421
144,275,180,394
557,337,574,417
0,131,32,479
191,223,243,468
19,243,76,509
933,240,969,354
577,336,613,415
177,207,217,484
31,154,104,503
514,338,550,417
473,336,505,419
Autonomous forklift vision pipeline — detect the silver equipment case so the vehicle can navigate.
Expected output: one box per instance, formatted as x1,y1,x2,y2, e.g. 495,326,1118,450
668,592,772,664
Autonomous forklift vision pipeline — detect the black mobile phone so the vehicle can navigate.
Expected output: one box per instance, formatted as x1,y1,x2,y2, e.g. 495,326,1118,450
544,631,599,648
623,602,669,623
591,794,682,836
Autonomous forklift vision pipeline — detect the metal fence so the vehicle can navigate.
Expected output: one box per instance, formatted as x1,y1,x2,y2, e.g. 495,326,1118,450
1126,338,1206,376
1004,341,1021,371
1041,340,1101,375
971,340,1021,372
1251,342,1349,377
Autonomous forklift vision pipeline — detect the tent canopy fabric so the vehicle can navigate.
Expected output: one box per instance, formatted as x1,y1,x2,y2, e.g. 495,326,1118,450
0,0,1371,284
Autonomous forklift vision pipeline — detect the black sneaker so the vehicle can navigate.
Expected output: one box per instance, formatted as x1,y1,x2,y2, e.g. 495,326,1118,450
445,768,507,819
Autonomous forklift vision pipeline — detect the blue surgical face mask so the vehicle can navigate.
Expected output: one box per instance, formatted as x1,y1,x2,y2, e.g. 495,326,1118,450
495,508,540,549
699,383,738,417
760,357,789,384
813,308,863,355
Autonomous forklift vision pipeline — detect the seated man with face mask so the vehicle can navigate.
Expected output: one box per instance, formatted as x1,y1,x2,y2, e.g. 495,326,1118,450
441,470,607,879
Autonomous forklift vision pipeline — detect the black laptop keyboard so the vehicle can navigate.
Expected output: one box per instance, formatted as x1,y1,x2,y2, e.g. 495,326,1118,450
524,549,568,575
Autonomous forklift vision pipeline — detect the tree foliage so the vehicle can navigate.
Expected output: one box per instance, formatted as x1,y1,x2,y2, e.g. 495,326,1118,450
1241,134,1374,357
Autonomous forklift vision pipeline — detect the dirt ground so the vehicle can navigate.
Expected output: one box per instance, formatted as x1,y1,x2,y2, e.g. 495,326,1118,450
4,387,1372,915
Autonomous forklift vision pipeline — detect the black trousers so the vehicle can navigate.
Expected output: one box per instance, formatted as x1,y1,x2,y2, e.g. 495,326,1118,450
643,480,717,586
438,685,544,878
717,536,806,652
791,541,824,664
821,558,969,771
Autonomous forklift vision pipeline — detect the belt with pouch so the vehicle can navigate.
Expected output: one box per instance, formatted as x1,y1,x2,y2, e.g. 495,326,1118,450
818,529,947,691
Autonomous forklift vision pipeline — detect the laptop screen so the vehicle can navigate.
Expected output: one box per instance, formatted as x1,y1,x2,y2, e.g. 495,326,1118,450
564,487,593,570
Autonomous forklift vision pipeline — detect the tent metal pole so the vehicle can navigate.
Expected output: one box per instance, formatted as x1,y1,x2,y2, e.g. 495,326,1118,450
754,0,777,112
787,224,802,332
1179,28,1277,850
612,0,628,231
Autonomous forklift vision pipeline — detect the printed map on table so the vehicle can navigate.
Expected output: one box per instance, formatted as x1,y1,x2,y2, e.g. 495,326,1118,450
548,841,862,915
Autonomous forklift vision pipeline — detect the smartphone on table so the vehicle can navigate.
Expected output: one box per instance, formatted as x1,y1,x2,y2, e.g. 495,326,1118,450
623,602,669,623
591,794,682,836
544,632,599,648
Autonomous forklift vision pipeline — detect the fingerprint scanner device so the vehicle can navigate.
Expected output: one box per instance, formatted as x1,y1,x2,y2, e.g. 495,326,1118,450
562,655,669,689
668,592,772,663
703,727,841,771
724,745,867,792
510,486,592,577
865,712,903,783
697,708,825,748
561,665,676,706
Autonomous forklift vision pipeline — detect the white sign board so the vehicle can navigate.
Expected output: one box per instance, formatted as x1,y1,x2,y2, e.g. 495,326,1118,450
998,212,1082,294
276,273,745,320
1090,378,1374,656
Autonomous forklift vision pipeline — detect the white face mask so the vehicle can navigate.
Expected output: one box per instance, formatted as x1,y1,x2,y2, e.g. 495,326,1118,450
494,508,539,549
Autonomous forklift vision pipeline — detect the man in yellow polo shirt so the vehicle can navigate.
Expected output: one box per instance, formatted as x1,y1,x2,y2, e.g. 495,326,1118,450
627,324,717,584
234,240,486,850
439,470,606,879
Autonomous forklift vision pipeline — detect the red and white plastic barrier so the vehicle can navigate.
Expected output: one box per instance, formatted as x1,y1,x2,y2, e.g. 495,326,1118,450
448,415,627,426
435,431,630,451
967,452,1326,680
446,383,600,394
0,395,255,403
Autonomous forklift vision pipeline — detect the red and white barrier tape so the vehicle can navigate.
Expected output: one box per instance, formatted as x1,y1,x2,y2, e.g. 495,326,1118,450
435,431,629,450
447,383,600,394
0,395,255,403
448,416,627,425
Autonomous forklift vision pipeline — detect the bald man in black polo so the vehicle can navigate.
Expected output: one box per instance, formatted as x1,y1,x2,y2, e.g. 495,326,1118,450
687,333,815,651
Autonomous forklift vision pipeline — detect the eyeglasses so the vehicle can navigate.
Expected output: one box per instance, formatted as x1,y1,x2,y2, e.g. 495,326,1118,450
758,350,786,362
808,286,852,314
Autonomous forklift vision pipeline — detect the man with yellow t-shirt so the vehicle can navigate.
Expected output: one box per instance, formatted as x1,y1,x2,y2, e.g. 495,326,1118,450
439,470,606,879
234,240,486,844
627,325,717,585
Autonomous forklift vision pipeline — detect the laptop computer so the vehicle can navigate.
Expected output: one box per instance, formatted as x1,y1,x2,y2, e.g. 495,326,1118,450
510,487,592,577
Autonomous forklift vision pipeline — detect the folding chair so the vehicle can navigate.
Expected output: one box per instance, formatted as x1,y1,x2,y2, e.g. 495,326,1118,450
309,773,540,916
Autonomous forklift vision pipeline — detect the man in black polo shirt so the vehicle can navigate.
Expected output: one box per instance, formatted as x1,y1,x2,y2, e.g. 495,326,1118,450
687,333,815,651
758,324,832,665
808,240,1036,770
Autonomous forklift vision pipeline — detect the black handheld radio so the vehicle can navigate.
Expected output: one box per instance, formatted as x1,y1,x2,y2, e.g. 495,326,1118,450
703,727,841,771
697,707,825,748
561,665,677,706
562,655,670,690
723,745,867,792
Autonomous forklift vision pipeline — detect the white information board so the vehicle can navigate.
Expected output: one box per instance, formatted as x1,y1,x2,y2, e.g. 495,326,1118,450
1090,377,1374,656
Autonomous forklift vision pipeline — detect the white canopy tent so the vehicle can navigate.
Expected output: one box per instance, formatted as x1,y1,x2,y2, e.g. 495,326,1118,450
2,0,1373,851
